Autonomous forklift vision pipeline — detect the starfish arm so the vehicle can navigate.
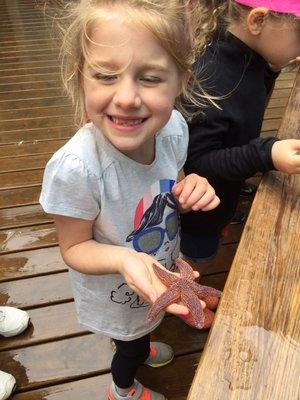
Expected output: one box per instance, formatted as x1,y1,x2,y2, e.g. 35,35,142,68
147,283,181,323
152,263,179,286
181,288,205,329
190,281,222,299
174,258,195,281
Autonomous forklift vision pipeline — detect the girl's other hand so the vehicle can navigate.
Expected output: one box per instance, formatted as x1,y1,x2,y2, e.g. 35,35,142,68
271,139,300,175
119,252,201,317
172,172,220,212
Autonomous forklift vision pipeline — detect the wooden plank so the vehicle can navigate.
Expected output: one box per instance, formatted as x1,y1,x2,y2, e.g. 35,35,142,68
266,97,289,109
0,246,65,282
0,80,62,93
0,169,44,190
0,88,64,100
0,138,67,158
0,115,73,131
0,186,41,209
0,204,51,229
0,223,57,254
188,70,300,400
0,154,52,173
0,106,72,120
263,106,285,119
261,118,280,132
0,126,73,145
0,65,59,78
0,272,73,308
0,97,69,112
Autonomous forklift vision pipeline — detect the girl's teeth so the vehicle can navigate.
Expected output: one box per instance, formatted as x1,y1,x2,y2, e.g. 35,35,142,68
112,117,144,126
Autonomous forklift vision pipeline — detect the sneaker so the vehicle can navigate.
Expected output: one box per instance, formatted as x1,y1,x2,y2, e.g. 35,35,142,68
0,371,16,400
240,182,257,197
0,307,30,338
108,379,166,400
230,210,246,225
144,342,174,368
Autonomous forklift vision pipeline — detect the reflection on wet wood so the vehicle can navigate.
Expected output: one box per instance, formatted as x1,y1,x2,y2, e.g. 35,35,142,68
0,246,65,282
0,204,51,229
0,271,73,308
0,223,57,254
188,71,300,399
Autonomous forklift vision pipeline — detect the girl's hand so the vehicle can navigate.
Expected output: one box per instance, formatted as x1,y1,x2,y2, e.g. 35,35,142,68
172,172,220,212
119,252,202,317
271,139,300,175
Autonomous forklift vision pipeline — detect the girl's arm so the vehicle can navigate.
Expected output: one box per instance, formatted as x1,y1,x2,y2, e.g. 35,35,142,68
172,169,220,213
53,214,197,316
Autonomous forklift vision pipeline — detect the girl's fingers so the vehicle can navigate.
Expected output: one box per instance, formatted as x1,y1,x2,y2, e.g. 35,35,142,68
201,196,221,211
178,178,207,206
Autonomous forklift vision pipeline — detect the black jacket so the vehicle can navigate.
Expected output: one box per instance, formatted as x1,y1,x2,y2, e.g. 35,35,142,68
181,30,279,235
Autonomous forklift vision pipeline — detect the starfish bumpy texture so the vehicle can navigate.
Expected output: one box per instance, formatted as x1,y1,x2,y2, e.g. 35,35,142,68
147,258,222,329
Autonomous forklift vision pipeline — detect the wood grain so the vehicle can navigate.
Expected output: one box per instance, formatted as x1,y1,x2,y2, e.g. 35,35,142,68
188,71,300,400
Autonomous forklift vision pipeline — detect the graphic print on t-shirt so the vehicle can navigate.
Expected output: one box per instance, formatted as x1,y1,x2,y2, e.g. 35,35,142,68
110,179,180,309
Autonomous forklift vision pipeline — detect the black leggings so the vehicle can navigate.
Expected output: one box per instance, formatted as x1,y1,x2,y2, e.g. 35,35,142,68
111,333,151,388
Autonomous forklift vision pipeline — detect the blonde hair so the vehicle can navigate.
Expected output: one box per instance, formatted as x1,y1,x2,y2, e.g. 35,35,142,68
198,0,298,48
51,0,214,126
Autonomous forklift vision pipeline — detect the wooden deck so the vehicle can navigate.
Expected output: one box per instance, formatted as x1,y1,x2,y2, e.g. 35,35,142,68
0,1,298,399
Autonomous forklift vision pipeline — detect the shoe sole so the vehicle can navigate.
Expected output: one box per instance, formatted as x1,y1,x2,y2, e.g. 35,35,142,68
145,354,174,368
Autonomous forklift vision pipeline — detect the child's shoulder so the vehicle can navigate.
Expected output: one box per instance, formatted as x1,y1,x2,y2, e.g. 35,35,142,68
159,110,188,140
47,123,112,178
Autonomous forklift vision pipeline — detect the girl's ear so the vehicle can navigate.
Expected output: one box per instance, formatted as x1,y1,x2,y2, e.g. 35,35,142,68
247,7,269,35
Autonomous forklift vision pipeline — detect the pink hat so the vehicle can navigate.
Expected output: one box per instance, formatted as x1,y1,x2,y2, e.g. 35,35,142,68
234,0,300,17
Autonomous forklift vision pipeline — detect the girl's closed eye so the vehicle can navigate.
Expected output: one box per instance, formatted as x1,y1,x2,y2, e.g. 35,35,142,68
140,75,163,85
94,73,118,83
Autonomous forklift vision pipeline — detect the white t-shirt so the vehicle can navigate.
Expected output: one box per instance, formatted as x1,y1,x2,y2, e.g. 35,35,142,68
40,110,188,340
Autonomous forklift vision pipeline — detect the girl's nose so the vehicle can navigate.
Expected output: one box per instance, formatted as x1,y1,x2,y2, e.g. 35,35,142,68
113,78,142,109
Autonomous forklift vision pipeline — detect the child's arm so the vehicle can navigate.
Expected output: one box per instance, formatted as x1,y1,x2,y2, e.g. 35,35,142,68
53,214,197,316
271,139,300,174
172,169,220,213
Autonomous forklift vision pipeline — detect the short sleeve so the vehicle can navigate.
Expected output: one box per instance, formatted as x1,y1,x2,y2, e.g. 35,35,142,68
40,152,100,220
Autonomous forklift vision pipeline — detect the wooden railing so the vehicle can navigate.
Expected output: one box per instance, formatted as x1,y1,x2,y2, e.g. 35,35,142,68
187,69,300,400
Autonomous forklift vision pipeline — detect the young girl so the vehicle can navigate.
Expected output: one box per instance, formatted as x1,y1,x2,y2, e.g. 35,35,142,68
40,1,220,399
180,0,300,272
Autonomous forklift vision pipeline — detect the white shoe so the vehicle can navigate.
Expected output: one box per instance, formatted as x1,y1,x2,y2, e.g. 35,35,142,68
0,371,16,400
0,307,30,338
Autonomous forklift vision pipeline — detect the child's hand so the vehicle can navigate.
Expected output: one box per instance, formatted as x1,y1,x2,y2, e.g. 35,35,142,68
119,252,202,317
271,139,300,175
172,173,220,212
269,56,300,72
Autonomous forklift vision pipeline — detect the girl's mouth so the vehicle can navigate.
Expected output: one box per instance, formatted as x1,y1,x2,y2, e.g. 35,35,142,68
108,115,147,126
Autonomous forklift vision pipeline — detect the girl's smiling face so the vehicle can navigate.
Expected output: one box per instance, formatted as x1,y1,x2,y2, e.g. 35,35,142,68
82,11,182,164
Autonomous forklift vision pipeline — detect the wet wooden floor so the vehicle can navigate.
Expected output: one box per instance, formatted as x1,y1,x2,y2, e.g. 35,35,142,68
0,0,298,399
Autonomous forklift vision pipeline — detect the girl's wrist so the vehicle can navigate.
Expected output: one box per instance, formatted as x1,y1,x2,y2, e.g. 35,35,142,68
116,247,137,275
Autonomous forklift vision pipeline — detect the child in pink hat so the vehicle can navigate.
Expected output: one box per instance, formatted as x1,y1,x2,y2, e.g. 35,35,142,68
180,0,300,272
235,0,300,17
